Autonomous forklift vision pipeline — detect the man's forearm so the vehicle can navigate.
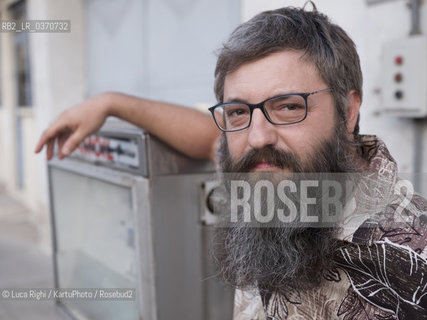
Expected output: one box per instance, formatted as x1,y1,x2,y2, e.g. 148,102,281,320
105,92,220,160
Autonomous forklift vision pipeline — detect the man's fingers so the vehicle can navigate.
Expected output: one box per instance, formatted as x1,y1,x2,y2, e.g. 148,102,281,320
46,138,55,160
61,130,84,158
35,122,66,153
35,122,84,160
57,134,67,159
35,133,48,153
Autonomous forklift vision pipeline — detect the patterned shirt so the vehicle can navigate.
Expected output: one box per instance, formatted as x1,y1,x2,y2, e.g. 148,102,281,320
233,135,427,320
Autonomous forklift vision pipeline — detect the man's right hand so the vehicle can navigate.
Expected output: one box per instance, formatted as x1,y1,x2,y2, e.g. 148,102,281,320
34,93,112,160
35,92,220,161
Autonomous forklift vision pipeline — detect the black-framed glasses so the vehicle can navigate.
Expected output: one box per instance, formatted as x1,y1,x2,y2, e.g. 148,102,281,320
208,88,332,132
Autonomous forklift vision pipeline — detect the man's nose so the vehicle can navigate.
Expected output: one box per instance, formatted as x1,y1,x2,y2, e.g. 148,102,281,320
247,109,278,149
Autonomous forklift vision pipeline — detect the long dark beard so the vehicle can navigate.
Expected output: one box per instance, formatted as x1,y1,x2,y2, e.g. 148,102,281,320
212,122,361,294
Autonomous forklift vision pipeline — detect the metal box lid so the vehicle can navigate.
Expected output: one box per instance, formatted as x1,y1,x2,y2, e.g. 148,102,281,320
69,118,215,177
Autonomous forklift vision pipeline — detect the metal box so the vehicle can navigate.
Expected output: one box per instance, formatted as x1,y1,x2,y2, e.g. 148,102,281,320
48,120,234,320
381,35,427,117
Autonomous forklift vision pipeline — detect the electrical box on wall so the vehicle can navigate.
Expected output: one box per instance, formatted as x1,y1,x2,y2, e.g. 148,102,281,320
381,35,427,117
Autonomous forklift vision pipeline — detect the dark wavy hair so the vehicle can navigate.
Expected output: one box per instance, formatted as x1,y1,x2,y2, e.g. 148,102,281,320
214,3,363,137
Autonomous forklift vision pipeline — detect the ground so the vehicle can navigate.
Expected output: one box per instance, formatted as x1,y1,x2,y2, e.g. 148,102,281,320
0,186,69,320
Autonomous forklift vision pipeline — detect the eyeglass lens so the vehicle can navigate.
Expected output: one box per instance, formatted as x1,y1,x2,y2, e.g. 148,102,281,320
213,94,306,131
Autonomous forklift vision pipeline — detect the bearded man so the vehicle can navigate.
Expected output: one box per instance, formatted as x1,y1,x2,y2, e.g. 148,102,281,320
36,4,427,320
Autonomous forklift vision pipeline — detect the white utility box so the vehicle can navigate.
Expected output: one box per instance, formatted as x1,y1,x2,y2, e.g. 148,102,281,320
381,35,427,117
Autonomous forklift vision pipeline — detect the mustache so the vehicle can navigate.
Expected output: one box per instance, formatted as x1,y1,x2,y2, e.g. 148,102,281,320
227,145,304,172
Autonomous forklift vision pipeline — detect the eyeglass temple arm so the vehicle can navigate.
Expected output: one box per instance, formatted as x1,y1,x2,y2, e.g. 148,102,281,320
309,88,332,95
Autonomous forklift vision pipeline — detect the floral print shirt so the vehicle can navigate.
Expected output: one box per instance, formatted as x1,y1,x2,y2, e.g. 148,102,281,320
233,135,427,320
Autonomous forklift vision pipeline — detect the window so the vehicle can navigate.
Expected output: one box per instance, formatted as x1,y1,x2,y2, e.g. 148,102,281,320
10,0,32,107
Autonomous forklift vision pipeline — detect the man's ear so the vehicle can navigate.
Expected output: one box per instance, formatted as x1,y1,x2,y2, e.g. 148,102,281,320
346,90,361,134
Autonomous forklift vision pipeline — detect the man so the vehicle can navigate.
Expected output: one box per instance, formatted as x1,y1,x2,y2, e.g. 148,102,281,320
36,4,426,320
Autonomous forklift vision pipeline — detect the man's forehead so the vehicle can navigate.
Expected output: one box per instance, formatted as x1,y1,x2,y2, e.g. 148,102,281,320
223,50,324,103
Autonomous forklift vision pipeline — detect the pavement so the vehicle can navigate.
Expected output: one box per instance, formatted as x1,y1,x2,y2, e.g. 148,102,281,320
0,186,70,320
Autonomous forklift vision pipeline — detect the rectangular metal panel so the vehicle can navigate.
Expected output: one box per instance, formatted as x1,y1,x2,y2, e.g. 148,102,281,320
150,173,233,320
85,0,146,97
145,0,240,106
48,160,145,320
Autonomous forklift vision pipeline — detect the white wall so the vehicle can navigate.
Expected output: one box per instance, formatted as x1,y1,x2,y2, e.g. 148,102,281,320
29,0,86,207
242,0,427,194
12,0,86,252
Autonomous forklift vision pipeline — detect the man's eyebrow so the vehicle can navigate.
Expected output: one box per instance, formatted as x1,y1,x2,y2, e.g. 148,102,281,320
224,93,296,104
224,97,248,104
